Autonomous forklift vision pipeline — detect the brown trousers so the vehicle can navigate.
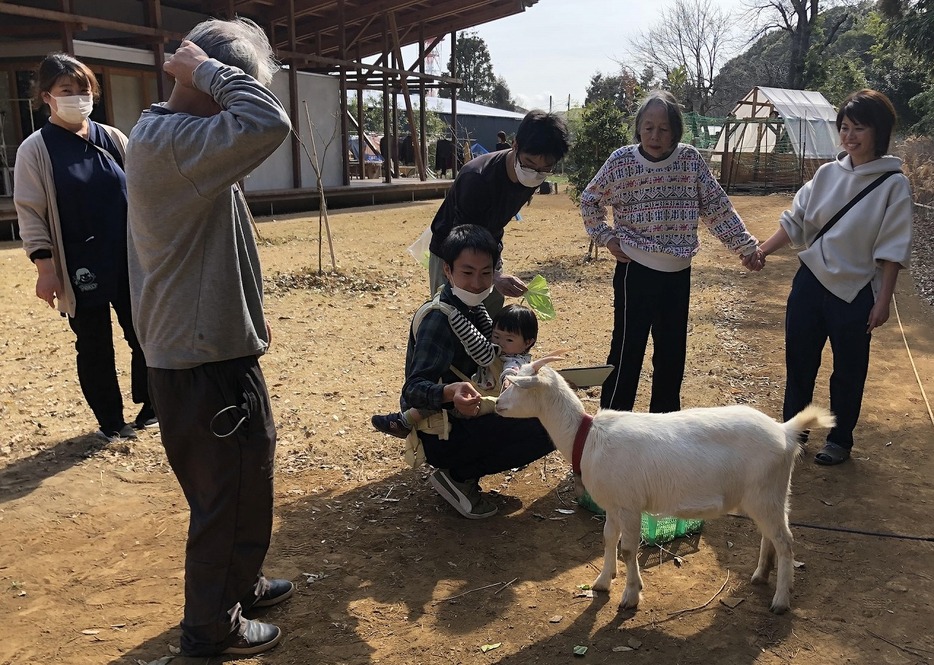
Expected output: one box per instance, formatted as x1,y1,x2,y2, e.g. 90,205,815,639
148,355,276,656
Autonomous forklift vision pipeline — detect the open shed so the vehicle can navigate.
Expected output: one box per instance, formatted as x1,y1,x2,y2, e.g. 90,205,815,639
713,86,840,192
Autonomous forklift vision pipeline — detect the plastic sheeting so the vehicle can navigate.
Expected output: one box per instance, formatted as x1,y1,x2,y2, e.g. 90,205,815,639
714,87,839,160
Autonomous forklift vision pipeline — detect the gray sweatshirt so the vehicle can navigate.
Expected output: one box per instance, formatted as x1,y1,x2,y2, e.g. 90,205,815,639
126,59,291,369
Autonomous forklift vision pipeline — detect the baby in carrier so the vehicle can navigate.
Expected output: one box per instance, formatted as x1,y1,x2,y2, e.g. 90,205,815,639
371,303,538,438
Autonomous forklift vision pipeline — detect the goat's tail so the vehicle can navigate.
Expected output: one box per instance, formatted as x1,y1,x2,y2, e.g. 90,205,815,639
782,404,835,445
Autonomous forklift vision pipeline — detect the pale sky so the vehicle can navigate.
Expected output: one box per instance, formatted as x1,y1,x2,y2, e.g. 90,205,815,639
441,0,753,112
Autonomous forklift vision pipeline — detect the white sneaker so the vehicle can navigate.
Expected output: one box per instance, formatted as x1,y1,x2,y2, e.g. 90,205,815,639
429,469,498,519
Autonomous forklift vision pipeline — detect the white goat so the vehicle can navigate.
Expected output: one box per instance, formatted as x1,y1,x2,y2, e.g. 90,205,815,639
495,357,834,614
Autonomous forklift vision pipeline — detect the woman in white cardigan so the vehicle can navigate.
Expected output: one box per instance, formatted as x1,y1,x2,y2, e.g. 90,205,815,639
14,53,154,441
757,89,913,465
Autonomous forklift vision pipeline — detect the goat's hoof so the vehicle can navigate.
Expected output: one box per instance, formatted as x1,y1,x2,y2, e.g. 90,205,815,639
769,601,790,615
592,576,612,592
769,591,791,614
619,589,641,610
750,571,769,585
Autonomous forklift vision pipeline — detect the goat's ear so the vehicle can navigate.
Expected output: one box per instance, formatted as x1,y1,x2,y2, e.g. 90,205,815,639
507,374,539,389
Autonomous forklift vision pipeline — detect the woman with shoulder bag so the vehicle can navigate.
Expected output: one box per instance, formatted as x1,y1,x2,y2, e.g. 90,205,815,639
757,89,913,465
14,53,155,441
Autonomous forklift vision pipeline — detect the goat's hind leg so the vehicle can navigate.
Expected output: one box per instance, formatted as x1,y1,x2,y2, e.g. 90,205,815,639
751,535,775,585
592,512,621,592
751,515,795,614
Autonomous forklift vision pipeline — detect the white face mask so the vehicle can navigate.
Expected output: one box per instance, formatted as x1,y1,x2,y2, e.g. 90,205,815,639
450,280,494,308
514,154,549,188
51,94,93,124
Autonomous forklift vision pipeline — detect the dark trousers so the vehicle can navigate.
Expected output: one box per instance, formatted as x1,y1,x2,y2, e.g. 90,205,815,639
783,264,873,450
67,282,148,432
421,414,554,482
600,261,691,413
148,356,276,656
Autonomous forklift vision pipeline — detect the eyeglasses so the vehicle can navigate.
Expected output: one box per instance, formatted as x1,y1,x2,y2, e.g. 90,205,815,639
516,153,556,175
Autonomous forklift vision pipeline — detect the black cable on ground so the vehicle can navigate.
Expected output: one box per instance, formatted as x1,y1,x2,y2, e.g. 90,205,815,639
726,513,934,543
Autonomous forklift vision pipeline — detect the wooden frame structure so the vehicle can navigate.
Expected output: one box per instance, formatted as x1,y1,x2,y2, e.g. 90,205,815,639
0,0,539,192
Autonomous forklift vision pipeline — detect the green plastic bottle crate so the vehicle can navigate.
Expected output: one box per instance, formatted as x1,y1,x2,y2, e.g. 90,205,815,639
577,490,704,546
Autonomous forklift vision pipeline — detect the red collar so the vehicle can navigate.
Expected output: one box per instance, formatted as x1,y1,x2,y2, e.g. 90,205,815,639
572,413,593,474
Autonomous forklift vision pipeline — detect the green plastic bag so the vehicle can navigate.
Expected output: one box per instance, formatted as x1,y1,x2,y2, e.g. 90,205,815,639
523,274,555,320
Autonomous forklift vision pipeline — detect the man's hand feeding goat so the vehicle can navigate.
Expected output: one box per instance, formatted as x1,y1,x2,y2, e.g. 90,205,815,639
495,356,834,614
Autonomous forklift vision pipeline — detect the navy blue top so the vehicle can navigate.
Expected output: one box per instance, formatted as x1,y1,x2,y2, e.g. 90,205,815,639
41,120,127,306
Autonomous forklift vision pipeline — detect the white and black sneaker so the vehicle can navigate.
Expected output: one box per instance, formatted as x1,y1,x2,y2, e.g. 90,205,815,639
134,403,159,429
429,468,498,519
96,424,138,442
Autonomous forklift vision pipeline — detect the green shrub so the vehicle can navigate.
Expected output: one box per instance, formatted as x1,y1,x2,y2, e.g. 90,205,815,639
565,99,630,203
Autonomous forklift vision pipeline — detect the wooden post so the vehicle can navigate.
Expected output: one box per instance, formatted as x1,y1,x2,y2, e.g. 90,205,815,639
450,30,458,177
338,0,350,186
287,0,302,189
387,12,425,180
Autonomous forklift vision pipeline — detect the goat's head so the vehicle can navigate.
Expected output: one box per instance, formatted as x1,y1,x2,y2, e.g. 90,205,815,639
495,354,563,419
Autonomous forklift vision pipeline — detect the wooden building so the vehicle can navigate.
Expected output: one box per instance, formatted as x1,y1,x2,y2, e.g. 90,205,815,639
0,0,540,220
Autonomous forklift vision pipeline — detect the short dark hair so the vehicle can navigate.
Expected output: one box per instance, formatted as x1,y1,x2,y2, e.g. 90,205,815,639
497,130,506,141
634,90,684,147
33,53,100,106
440,224,500,268
493,304,538,344
836,89,897,157
515,110,570,161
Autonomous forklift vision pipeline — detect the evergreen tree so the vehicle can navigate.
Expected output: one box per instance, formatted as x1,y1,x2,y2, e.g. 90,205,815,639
566,99,630,203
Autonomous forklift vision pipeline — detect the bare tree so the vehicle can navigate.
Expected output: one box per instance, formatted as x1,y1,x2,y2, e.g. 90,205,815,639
629,0,740,114
743,0,851,89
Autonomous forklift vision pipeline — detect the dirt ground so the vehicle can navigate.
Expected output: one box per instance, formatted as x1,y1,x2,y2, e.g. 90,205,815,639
1,193,933,665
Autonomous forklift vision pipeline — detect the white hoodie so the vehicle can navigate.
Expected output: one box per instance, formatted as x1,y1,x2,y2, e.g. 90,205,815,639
780,152,913,303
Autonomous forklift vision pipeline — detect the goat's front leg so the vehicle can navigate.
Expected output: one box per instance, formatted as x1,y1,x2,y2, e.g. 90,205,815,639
617,512,643,609
592,512,620,592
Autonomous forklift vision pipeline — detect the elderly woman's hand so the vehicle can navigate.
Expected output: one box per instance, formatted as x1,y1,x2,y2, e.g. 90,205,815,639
606,238,632,263
741,248,765,272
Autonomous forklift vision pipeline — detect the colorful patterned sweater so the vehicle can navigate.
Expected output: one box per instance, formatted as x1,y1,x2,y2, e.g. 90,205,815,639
581,144,757,269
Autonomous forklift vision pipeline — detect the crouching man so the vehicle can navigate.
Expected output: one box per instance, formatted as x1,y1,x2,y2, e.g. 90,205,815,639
126,18,292,657
402,224,554,518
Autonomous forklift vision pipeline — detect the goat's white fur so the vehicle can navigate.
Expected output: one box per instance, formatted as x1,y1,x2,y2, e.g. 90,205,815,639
495,361,834,614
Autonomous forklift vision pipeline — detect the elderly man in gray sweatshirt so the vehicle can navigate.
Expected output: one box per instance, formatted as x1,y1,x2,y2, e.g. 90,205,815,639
126,18,291,658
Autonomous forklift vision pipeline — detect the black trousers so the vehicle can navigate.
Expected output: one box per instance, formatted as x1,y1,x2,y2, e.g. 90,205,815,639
783,264,873,450
600,260,691,413
421,413,554,482
148,356,276,656
67,281,148,432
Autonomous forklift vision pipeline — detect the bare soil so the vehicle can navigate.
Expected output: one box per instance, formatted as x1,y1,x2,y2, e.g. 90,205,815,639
1,193,933,665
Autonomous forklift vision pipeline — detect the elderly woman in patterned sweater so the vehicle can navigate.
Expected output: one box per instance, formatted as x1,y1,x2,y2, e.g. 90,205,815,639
581,89,762,414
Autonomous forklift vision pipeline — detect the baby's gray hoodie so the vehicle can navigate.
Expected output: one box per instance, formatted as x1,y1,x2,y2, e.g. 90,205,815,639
126,59,291,369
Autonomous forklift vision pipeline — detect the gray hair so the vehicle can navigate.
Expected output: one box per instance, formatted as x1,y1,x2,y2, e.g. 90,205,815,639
186,17,278,86
634,90,684,147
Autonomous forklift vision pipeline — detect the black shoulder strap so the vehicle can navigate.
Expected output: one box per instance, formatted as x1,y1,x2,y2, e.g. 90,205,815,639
814,170,900,242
